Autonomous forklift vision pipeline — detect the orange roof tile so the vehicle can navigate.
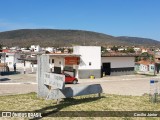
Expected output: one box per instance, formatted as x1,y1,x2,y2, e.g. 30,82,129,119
136,60,154,65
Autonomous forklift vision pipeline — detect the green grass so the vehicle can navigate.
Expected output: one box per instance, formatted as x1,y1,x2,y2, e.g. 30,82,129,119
0,93,160,120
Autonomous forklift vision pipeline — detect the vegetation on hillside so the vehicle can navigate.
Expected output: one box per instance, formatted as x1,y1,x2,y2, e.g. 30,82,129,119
0,29,160,47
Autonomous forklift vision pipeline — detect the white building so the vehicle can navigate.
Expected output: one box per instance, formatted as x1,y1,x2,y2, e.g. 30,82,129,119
118,48,127,51
135,60,154,73
1,52,22,68
10,46,19,50
141,48,148,53
101,56,135,76
45,47,54,53
30,45,41,52
38,46,136,79
73,46,101,78
134,47,141,52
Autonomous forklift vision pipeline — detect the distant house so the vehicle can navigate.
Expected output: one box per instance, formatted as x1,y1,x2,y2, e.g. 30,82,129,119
45,47,54,53
0,52,22,68
134,47,141,52
135,60,154,73
118,48,127,51
106,48,111,51
64,48,69,54
141,48,148,53
30,45,41,52
10,46,20,50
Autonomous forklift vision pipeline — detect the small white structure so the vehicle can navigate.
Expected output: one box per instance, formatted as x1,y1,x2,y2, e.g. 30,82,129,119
30,45,41,52
64,49,69,53
45,47,54,53
135,60,154,73
141,48,148,53
1,52,22,68
106,48,111,51
134,47,141,52
10,46,19,50
2,47,8,50
118,48,127,51
21,48,31,52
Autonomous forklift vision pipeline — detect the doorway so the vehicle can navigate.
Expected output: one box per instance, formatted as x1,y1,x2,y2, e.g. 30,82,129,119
102,63,111,76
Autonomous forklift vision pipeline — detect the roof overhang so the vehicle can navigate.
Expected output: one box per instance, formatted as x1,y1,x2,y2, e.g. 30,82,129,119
44,54,81,57
101,55,138,57
18,57,37,61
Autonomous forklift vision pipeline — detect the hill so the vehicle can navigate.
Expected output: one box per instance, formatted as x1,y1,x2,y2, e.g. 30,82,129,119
116,36,160,47
0,29,159,47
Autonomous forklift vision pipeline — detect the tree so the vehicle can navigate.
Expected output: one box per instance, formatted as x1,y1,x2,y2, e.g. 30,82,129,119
139,52,154,61
68,48,73,53
111,46,118,51
26,46,30,50
126,47,135,53
101,46,107,53
59,48,64,53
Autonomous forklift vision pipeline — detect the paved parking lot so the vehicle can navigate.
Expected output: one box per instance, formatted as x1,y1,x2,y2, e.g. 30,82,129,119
0,74,160,96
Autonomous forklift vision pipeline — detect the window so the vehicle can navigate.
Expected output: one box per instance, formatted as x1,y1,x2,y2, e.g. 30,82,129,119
59,61,61,64
89,62,91,66
151,66,154,70
52,59,54,63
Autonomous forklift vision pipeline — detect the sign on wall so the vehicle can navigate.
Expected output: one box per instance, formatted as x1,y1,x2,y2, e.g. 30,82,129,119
65,57,80,65
44,72,65,89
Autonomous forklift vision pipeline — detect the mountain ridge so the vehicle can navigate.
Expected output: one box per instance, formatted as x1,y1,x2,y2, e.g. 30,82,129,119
0,29,159,47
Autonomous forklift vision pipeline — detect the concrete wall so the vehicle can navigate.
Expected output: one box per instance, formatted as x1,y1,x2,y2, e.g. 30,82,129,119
101,57,135,68
78,69,101,79
73,46,101,70
37,54,50,98
73,46,101,78
102,57,135,76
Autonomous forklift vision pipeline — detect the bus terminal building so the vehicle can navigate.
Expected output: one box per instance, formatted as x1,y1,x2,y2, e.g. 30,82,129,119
38,46,136,79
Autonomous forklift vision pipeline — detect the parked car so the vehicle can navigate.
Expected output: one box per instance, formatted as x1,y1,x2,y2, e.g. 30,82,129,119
63,73,78,84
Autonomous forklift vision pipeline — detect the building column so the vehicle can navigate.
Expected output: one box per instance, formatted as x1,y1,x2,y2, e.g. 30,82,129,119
31,62,34,73
73,65,79,78
61,57,64,73
24,61,26,74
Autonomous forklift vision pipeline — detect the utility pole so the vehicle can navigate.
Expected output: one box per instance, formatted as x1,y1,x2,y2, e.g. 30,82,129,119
154,48,156,76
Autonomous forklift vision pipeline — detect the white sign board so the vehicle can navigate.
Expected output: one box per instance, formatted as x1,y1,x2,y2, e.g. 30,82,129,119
44,72,65,89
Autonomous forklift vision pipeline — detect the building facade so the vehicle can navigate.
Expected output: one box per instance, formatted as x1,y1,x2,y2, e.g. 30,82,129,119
102,56,135,76
38,46,136,79
73,46,101,78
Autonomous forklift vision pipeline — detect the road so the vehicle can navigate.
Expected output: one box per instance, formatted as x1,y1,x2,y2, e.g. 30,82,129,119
0,74,160,96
